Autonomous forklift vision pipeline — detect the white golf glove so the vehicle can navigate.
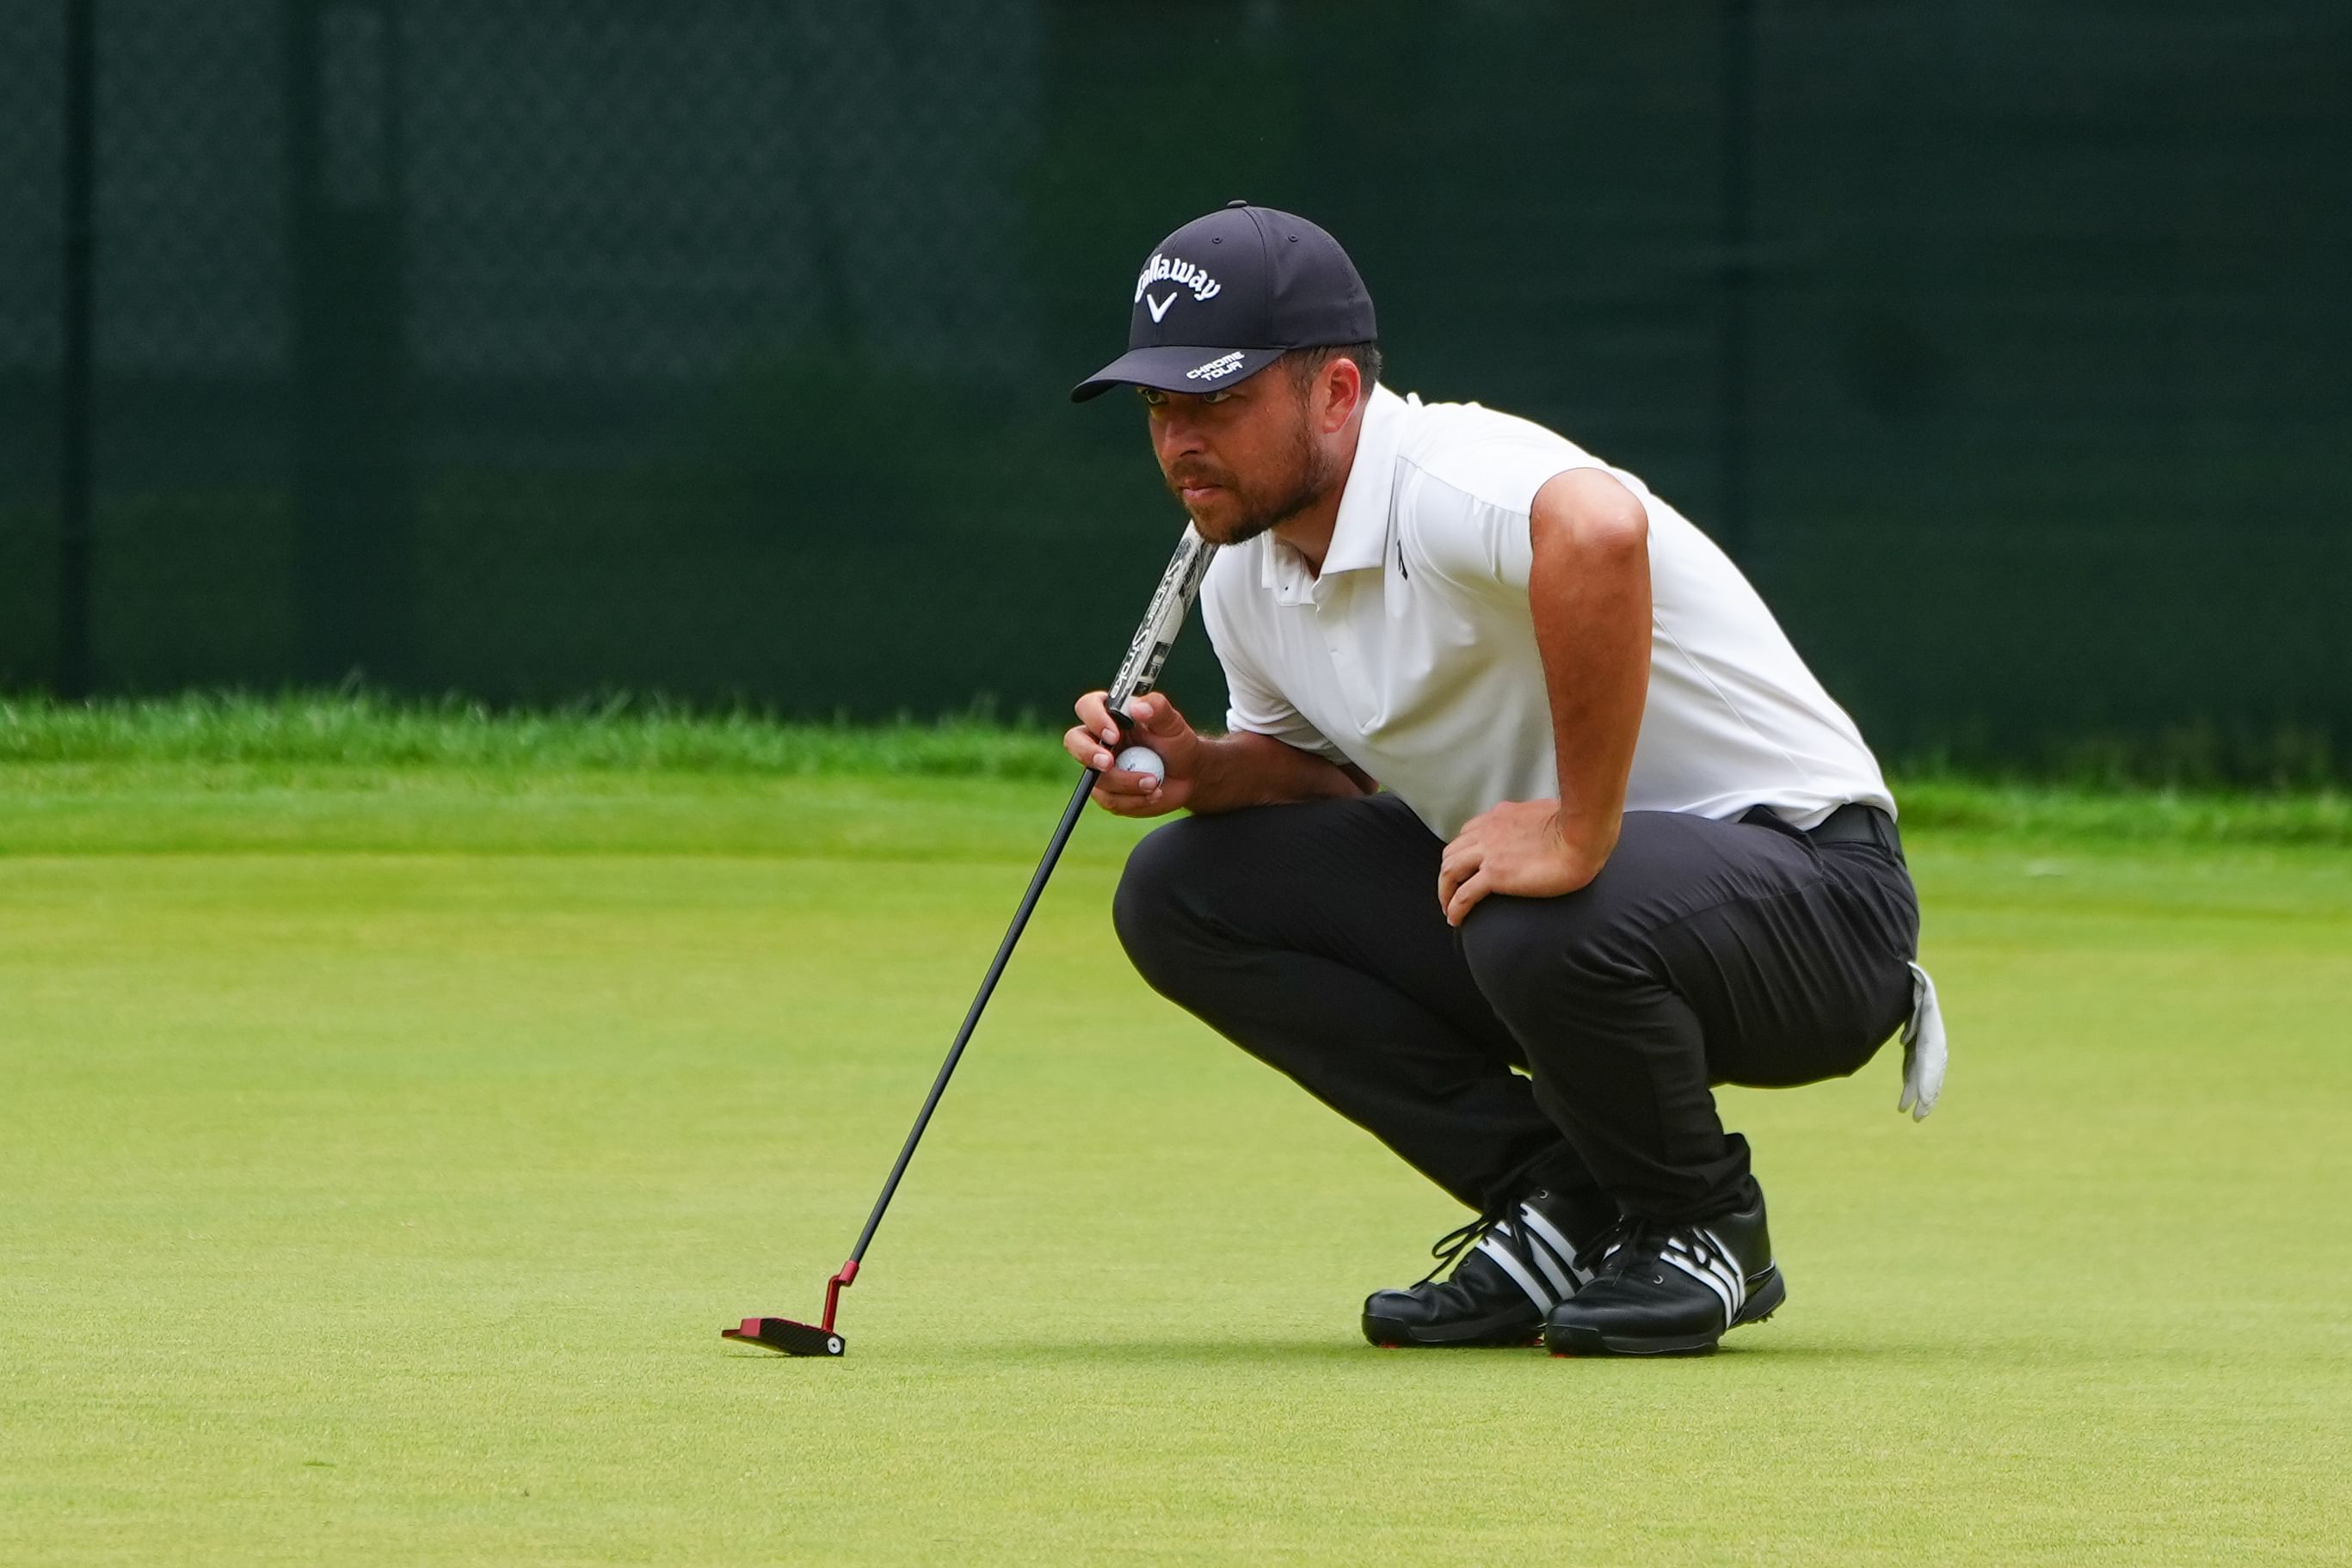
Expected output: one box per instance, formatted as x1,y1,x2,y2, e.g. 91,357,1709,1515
1897,961,1948,1121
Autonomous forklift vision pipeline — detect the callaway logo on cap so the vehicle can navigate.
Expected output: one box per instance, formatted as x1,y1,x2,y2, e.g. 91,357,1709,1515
1070,200,1377,402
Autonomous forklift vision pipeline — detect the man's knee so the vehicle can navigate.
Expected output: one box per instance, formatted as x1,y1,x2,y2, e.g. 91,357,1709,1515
1111,815,1216,988
1457,888,1639,1024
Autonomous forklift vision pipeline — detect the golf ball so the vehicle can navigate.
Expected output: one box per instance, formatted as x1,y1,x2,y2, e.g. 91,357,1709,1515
1113,745,1166,783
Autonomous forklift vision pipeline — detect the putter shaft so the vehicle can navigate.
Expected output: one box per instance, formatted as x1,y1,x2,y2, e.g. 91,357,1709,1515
840,769,1098,1274
735,526,1217,1355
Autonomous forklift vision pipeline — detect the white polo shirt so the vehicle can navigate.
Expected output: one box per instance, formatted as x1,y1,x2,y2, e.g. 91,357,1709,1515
1200,383,1894,840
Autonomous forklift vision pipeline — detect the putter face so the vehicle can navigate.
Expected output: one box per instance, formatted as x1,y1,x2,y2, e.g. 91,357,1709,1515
722,1316,846,1357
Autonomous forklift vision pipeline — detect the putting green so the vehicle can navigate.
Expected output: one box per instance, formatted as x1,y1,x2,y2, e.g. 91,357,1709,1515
3,768,2346,1565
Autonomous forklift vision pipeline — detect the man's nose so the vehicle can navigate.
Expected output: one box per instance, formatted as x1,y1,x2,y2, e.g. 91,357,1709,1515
1153,409,1205,463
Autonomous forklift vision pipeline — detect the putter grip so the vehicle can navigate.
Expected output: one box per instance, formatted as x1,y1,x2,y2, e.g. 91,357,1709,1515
1105,526,1219,715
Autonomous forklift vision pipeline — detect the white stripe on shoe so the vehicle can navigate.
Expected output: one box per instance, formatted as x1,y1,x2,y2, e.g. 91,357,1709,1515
1523,1239,1575,1301
1660,1229,1746,1330
1475,1231,1559,1313
1516,1206,1591,1295
1471,1202,1595,1313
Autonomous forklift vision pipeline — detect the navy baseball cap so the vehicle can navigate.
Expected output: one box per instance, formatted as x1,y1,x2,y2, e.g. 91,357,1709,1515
1070,200,1376,402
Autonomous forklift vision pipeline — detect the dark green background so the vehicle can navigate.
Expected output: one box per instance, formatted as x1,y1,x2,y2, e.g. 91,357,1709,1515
3,2,2347,776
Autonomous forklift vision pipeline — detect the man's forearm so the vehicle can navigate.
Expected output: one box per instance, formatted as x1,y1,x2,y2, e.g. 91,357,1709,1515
1528,470,1652,882
1186,731,1371,815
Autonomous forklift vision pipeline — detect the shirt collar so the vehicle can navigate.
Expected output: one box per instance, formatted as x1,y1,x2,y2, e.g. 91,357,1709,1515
1259,384,1411,600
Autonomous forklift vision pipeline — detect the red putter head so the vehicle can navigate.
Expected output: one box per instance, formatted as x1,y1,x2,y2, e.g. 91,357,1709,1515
720,1258,858,1356
721,1317,845,1356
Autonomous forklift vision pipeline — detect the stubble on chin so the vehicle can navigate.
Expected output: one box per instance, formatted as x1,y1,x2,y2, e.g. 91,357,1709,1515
1210,463,1333,548
1191,502,1271,548
1170,408,1337,547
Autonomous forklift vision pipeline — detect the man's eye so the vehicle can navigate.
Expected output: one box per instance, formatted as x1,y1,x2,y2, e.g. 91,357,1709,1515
1138,388,1167,407
1200,390,1232,404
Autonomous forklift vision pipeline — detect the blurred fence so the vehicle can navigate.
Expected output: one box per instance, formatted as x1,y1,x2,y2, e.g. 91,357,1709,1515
3,1,2348,778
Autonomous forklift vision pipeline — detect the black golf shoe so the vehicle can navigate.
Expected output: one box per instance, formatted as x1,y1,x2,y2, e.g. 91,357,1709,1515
1363,1190,1598,1348
1542,1194,1785,1356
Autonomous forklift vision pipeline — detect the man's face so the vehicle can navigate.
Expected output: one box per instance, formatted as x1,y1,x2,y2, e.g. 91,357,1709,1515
1141,369,1337,546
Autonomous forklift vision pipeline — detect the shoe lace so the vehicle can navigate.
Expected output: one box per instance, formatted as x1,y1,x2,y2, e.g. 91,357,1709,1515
1575,1215,1671,1281
1412,1199,1518,1289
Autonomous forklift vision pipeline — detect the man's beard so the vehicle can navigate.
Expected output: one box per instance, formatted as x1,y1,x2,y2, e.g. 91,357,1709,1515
1166,416,1338,546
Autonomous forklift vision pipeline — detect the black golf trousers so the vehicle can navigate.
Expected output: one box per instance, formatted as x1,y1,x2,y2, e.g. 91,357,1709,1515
1111,792,1920,1230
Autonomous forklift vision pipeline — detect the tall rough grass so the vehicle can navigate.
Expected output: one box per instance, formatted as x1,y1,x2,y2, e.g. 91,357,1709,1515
4,691,2344,845
0,691,1065,780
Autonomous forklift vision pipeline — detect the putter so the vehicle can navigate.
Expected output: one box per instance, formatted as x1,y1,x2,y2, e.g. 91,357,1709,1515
726,525,1220,1357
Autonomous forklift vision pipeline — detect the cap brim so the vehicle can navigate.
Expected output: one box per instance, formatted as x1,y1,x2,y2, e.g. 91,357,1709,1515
1069,345,1286,403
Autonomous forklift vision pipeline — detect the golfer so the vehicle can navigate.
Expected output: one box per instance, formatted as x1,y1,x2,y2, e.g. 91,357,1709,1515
1066,201,1949,1356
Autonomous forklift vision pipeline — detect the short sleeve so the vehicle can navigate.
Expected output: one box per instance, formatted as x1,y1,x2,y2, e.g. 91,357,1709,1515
1401,405,1614,594
1407,470,1559,594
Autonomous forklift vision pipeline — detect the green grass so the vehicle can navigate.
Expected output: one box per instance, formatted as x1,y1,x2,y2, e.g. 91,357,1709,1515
4,691,2348,845
3,744,2349,1563
0,691,1065,779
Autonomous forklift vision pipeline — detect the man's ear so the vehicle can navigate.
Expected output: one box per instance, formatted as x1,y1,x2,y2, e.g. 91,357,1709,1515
1320,356,1364,434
